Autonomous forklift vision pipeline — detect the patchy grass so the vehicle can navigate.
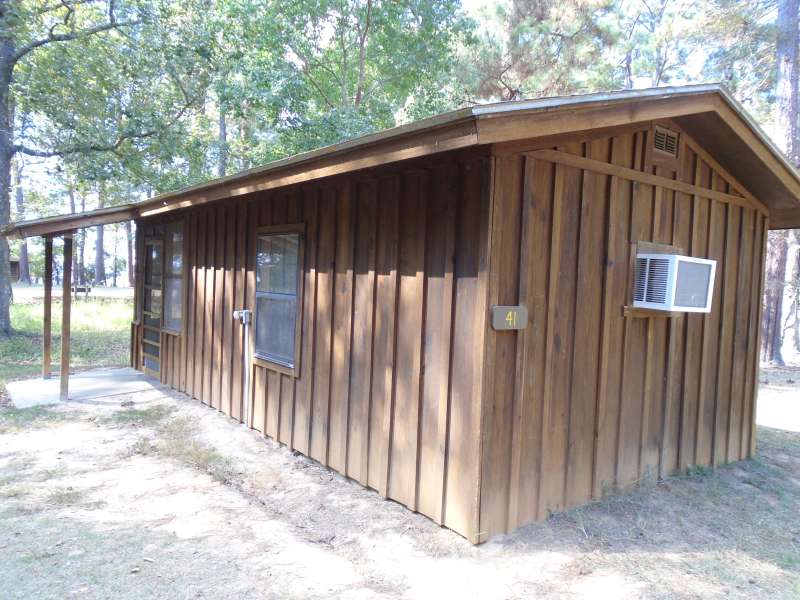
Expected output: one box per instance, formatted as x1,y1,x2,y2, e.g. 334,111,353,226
0,376,798,599
0,405,74,434
0,288,132,397
100,405,176,427
45,486,86,506
126,413,237,484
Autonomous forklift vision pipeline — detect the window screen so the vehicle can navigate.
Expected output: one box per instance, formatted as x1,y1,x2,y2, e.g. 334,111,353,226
163,222,184,331
255,232,300,367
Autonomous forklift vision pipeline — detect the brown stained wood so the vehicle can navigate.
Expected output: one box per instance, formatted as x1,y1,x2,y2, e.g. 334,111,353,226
639,174,673,481
479,153,523,536
444,158,488,539
539,152,582,516
745,216,767,457
695,190,727,466
252,365,266,434
138,121,479,219
193,210,208,401
347,180,378,484
565,138,608,507
215,208,228,408
293,189,319,454
368,176,400,496
506,154,537,530
593,132,635,499
129,126,769,545
696,194,725,467
529,149,767,215
60,236,73,401
617,187,653,486
713,203,741,466
202,209,217,405
769,208,800,229
183,211,197,396
389,171,428,509
266,370,281,439
310,188,337,464
661,163,693,478
676,153,701,470
280,195,302,446
220,205,236,415
231,200,248,422
512,158,554,525
728,208,753,462
242,201,258,427
417,164,457,522
328,182,356,473
42,237,53,379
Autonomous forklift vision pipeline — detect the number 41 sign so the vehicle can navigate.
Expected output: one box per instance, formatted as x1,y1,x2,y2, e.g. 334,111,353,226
491,305,528,331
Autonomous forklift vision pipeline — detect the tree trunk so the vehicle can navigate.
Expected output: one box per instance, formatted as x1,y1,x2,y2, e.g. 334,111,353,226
125,220,134,287
762,0,800,363
94,188,105,285
0,21,15,334
13,160,30,283
763,230,790,364
794,244,800,352
777,0,800,164
112,224,118,287
67,186,80,283
218,107,228,178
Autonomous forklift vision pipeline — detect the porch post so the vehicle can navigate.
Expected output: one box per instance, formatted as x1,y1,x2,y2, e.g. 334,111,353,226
42,237,53,378
60,234,73,401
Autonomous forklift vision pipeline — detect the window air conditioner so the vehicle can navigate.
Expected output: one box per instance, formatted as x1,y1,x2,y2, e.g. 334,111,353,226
633,253,717,313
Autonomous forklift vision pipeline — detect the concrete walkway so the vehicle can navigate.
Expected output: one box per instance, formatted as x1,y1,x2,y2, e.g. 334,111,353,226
6,367,161,408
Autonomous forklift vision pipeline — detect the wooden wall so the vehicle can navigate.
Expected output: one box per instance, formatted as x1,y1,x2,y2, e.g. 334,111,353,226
478,123,768,541
133,150,492,541
132,121,770,544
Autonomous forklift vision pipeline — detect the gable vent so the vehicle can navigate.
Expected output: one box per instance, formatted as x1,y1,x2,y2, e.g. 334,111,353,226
653,126,679,157
634,256,671,304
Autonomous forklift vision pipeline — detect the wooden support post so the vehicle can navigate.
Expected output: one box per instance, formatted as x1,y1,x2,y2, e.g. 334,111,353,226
42,237,53,379
60,235,73,401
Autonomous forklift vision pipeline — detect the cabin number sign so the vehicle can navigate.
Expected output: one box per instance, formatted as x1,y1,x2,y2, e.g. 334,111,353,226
491,305,528,331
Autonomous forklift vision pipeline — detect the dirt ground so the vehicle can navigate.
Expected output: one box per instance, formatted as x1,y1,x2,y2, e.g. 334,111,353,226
1,370,798,600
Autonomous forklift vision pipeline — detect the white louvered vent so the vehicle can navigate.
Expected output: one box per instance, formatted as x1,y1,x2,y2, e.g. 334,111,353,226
634,257,670,304
633,253,717,313
653,126,679,157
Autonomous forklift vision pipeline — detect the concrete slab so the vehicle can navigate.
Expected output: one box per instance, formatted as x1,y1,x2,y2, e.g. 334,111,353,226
7,367,161,408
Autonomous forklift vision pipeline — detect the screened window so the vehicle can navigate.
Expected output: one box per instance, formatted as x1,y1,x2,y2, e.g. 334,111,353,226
255,232,301,368
163,222,184,331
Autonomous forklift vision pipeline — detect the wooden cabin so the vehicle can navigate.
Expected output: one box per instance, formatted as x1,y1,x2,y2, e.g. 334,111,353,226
6,85,800,543
9,257,19,282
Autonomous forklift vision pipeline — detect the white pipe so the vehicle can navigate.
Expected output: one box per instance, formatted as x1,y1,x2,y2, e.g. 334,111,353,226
233,309,252,427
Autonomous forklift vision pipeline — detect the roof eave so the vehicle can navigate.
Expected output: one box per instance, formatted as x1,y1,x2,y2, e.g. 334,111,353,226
5,84,800,238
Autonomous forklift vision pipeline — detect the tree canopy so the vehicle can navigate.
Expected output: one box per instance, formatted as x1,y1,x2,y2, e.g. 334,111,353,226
1,0,799,338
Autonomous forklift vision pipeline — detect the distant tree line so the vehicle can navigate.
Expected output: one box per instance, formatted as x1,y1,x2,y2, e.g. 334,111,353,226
0,0,798,359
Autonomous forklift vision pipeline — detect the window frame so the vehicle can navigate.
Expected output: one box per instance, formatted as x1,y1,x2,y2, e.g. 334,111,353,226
162,220,185,335
252,223,305,376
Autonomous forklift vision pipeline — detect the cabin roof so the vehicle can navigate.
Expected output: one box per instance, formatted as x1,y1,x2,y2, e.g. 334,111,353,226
5,83,800,239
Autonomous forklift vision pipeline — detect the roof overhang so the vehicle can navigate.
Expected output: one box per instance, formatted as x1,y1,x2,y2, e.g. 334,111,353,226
5,83,800,239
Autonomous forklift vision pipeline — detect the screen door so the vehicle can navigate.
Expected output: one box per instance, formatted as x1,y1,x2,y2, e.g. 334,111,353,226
141,238,163,377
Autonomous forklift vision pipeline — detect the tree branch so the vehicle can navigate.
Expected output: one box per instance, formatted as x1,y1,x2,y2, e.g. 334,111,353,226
13,98,195,159
13,1,141,65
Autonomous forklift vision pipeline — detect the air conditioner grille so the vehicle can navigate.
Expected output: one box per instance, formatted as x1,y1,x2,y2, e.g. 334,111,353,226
634,256,671,304
654,127,679,157
633,258,648,302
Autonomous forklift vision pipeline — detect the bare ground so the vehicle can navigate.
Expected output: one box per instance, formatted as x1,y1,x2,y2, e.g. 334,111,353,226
0,371,798,600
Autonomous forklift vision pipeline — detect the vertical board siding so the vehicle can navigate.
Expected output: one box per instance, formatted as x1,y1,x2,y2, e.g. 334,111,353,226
138,151,491,542
135,123,767,544
480,125,767,539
